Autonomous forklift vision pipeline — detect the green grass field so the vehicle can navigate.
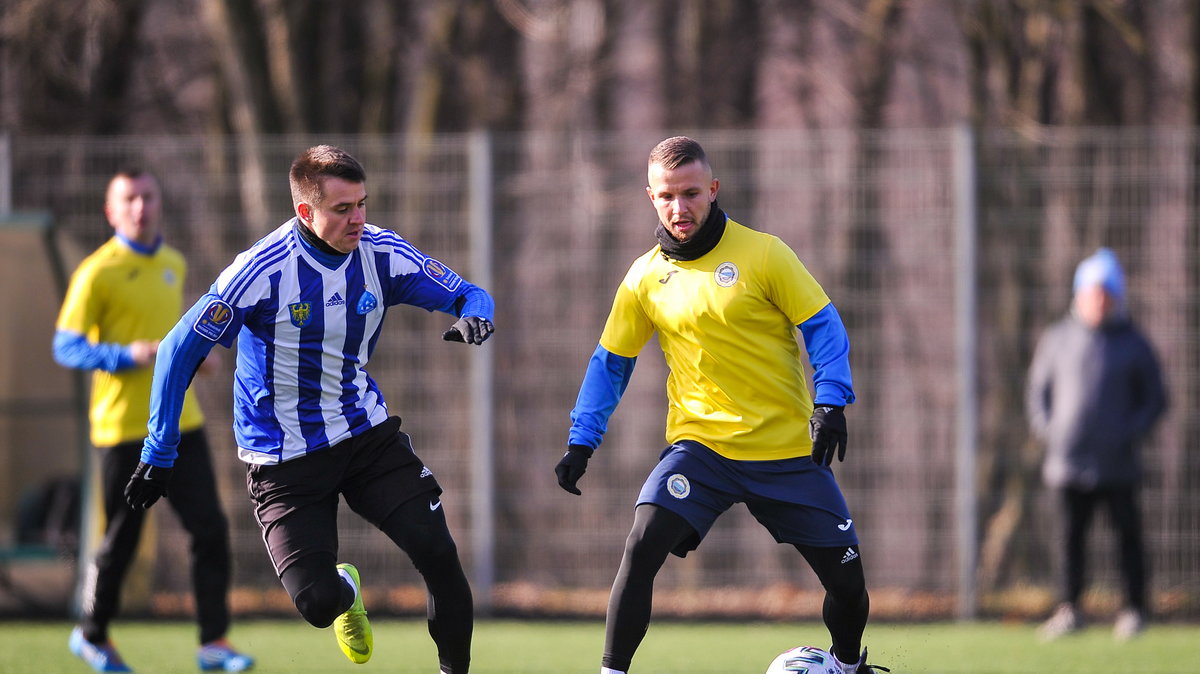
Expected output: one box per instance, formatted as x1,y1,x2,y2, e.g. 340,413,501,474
4,618,1198,673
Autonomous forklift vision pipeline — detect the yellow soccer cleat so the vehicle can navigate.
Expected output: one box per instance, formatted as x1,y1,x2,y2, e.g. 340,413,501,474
333,563,373,664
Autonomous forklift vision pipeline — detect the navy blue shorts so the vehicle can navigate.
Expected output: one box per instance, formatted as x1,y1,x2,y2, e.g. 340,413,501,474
637,441,858,555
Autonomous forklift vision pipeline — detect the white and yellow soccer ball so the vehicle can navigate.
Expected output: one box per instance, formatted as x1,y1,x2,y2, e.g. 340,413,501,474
765,646,843,674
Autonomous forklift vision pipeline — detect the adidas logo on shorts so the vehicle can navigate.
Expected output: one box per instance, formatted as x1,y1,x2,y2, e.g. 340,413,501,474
840,547,859,564
419,466,433,478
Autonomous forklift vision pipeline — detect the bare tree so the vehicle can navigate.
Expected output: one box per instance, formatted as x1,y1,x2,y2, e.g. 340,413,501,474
0,0,148,133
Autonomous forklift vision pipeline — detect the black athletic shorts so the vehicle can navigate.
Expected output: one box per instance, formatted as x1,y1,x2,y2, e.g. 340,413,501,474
246,416,442,576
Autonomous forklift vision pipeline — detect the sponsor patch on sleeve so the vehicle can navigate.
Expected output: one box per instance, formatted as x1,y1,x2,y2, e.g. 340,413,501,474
193,298,234,342
421,257,463,292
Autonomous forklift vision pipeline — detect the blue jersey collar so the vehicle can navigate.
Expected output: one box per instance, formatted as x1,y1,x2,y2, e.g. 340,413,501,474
116,232,162,255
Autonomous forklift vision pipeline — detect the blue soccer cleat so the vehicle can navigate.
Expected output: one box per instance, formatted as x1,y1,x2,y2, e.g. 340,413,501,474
69,626,133,672
197,639,255,671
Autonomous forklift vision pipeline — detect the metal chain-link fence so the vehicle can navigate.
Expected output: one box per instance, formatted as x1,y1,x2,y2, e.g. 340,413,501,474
2,128,1196,620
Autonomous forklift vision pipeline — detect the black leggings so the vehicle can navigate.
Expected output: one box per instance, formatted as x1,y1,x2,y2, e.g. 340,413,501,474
279,494,473,673
603,504,869,671
81,431,231,645
1057,485,1146,612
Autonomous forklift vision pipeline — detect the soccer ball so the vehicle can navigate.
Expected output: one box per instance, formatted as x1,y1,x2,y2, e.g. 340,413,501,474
765,646,843,674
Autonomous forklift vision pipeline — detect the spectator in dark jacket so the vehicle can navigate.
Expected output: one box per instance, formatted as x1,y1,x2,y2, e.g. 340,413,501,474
1027,247,1167,642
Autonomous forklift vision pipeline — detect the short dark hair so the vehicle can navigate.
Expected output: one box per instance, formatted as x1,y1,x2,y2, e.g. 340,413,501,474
107,168,151,190
105,169,157,201
289,145,366,207
110,167,149,182
648,136,709,171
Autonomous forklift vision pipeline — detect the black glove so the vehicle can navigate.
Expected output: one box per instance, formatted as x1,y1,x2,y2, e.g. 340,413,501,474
809,405,848,466
555,444,593,495
442,316,495,345
124,461,172,510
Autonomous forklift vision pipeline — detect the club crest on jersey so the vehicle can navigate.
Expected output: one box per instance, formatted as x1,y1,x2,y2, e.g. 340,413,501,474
714,262,739,287
666,473,691,499
422,257,463,292
356,288,378,315
288,301,313,328
193,298,233,341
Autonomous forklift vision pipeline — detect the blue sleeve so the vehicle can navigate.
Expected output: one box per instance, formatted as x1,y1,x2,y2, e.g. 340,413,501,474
53,330,137,372
382,247,494,320
453,283,495,320
567,344,636,450
141,295,219,467
798,303,856,406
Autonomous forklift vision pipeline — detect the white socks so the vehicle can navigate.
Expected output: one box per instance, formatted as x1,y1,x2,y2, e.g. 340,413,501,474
338,567,359,598
600,668,626,674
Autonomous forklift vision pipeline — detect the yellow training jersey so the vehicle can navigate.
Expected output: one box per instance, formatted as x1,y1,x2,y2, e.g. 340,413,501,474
599,219,829,461
57,237,205,446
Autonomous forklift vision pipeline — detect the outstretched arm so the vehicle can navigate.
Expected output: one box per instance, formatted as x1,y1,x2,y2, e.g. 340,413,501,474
442,287,496,345
125,294,221,510
568,344,637,449
555,344,636,494
140,301,217,466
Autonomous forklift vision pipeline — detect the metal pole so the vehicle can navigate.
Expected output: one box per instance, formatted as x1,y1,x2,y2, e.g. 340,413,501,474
467,130,495,613
953,124,979,619
0,132,11,213
38,210,94,619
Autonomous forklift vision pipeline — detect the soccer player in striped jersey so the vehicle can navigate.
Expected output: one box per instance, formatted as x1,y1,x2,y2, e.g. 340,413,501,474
555,137,879,674
126,146,492,673
55,170,252,673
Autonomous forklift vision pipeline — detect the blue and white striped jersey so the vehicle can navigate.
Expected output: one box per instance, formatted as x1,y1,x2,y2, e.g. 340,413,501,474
142,219,494,466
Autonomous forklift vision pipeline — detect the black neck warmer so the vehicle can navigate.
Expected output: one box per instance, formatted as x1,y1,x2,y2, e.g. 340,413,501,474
655,202,727,261
294,220,345,257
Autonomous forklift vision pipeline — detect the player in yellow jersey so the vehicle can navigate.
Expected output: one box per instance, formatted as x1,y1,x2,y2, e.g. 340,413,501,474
555,137,880,674
54,170,252,673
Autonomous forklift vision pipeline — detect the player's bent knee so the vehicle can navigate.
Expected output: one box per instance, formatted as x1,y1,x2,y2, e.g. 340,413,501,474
620,505,691,570
622,533,666,570
287,572,349,628
294,582,344,628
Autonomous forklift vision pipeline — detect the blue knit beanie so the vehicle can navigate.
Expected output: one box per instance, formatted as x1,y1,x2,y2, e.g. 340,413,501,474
1073,247,1125,299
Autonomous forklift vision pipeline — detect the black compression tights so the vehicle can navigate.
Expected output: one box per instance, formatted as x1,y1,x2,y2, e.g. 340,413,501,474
603,505,693,672
794,543,870,665
602,505,870,672
279,496,473,673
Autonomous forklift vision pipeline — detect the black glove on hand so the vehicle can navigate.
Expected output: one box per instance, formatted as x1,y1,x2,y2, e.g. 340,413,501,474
124,461,172,510
809,405,848,466
443,316,495,345
554,444,593,495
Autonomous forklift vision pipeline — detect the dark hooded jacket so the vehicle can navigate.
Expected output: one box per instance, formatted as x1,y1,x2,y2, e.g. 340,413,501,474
1026,250,1167,489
